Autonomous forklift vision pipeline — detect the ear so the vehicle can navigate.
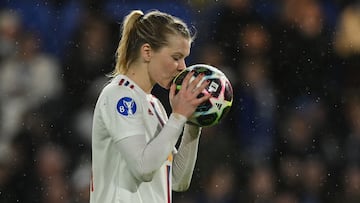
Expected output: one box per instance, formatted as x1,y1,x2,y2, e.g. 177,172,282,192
140,43,152,62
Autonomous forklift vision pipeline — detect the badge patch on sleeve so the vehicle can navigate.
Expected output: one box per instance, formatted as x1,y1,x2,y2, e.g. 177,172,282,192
117,97,137,116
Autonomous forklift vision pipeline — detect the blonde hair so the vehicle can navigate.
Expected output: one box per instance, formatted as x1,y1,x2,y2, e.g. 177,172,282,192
112,10,194,76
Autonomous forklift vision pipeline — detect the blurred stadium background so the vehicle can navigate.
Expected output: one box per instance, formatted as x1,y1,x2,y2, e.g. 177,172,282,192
1,0,360,202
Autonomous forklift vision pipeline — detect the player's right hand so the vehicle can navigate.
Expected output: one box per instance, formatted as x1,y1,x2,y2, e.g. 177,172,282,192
169,71,211,118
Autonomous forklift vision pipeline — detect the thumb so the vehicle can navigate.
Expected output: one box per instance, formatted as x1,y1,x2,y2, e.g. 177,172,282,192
169,82,176,105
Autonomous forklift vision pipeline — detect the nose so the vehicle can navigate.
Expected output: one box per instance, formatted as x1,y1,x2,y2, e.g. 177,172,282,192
178,59,186,71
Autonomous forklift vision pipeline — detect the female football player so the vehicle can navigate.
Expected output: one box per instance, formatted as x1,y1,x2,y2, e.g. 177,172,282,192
90,9,211,203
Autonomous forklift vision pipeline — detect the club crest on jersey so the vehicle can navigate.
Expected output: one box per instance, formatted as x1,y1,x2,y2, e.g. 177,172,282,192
117,97,137,116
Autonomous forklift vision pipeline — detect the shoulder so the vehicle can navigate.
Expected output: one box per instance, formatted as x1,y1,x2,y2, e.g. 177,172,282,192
97,77,145,114
100,77,136,96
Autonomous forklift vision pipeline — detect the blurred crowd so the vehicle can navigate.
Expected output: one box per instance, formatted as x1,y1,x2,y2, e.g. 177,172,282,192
0,0,360,202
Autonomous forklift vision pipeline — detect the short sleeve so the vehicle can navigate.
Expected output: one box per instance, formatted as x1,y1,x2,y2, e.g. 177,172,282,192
98,86,145,142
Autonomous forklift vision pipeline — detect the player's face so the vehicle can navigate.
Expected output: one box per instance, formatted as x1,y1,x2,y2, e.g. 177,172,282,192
148,35,191,89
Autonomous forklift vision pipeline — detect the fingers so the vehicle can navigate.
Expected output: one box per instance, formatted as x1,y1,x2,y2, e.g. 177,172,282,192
170,70,211,118
178,70,211,100
193,80,211,104
181,70,205,90
181,70,195,90
192,78,209,95
186,72,205,92
197,90,212,103
183,72,210,102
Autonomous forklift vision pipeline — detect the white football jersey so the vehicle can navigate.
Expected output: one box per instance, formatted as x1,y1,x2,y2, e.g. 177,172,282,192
90,75,173,203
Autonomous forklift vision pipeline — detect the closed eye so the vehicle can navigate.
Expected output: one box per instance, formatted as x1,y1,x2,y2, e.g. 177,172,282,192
172,53,184,61
172,56,181,61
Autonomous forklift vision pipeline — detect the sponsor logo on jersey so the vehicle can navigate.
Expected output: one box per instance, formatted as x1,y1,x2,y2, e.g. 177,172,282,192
117,97,137,116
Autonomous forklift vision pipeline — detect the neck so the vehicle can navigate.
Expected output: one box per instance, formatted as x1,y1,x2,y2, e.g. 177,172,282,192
126,62,153,94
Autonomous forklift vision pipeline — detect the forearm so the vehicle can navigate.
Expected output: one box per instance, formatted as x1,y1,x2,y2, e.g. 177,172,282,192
172,124,201,191
116,113,187,182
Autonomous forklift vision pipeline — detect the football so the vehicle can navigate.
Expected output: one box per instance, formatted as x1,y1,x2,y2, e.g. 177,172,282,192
173,64,233,127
